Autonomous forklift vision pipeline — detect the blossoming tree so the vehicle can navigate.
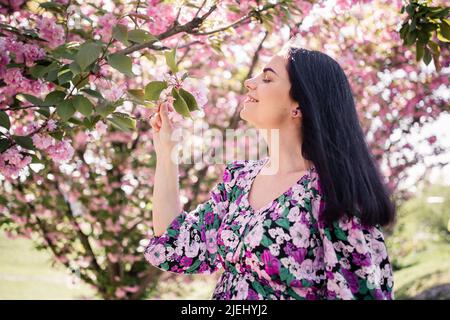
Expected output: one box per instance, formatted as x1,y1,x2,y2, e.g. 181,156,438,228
0,0,448,299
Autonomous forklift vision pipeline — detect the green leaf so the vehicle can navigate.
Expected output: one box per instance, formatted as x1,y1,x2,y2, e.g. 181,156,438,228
29,65,47,79
171,88,191,118
423,47,432,65
251,280,267,296
43,90,66,106
261,235,273,247
440,20,450,41
0,138,11,152
57,99,76,121
112,24,129,46
96,102,116,118
428,41,440,55
185,259,202,273
69,61,83,75
405,30,417,46
143,52,157,64
144,81,168,101
82,88,104,100
275,219,291,230
178,88,199,111
20,94,45,106
49,130,64,141
164,48,178,73
36,106,51,118
106,53,134,76
39,2,64,14
0,111,10,130
13,135,34,150
107,112,136,133
128,29,157,44
127,89,145,103
73,95,94,116
75,42,102,71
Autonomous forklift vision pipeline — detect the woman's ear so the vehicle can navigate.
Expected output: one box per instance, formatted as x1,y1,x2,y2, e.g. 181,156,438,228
290,102,301,118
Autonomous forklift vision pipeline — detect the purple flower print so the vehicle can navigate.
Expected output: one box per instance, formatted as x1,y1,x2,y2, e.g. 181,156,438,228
223,169,232,182
180,256,193,267
341,268,360,294
291,248,307,264
171,219,181,230
205,212,215,224
247,289,259,300
353,252,372,267
261,249,280,276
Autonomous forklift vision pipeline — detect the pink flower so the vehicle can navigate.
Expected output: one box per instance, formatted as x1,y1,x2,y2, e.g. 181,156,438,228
32,133,55,150
46,119,57,132
22,43,46,67
94,13,118,40
0,0,26,11
427,135,437,145
46,139,74,163
107,253,120,263
3,68,26,88
95,121,108,136
115,288,126,299
36,17,65,49
146,1,176,35
0,145,32,179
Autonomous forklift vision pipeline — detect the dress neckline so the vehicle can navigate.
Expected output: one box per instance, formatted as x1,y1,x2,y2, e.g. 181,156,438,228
244,157,316,214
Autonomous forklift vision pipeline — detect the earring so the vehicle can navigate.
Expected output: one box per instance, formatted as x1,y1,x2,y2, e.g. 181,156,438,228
291,110,299,117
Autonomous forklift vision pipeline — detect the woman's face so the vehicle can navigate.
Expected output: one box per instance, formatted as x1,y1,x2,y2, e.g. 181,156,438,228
240,54,300,129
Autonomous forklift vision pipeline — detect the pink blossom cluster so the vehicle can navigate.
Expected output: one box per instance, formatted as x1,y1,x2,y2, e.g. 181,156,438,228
36,16,65,49
32,133,74,163
1,37,46,67
146,0,176,35
93,78,127,101
94,13,118,40
0,145,32,180
0,0,26,13
2,67,48,96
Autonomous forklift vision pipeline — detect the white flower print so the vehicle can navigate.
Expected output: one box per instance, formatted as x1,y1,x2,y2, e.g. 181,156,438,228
145,243,166,266
244,223,264,249
221,230,239,248
235,278,249,299
269,243,280,256
290,222,310,248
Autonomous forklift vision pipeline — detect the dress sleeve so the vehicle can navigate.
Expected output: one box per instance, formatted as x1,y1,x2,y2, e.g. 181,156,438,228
315,197,395,300
144,161,240,275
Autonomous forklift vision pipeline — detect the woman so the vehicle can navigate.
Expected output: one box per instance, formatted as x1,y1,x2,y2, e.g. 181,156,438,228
144,47,396,300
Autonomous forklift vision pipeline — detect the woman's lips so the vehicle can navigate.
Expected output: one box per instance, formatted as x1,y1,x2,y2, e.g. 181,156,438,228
244,96,258,104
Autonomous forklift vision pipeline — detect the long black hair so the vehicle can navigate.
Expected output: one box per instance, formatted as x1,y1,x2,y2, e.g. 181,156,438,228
286,47,396,227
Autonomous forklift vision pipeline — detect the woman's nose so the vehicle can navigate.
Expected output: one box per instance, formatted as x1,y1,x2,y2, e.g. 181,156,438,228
244,78,256,91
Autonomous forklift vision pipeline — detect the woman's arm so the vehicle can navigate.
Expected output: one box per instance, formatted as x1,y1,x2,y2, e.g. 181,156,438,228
149,101,181,236
152,152,182,237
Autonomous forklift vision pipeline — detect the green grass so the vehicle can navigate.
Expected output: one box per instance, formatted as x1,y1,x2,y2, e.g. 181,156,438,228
0,232,97,299
392,242,450,299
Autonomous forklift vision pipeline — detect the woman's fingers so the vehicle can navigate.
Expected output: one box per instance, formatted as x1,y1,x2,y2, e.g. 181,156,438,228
150,112,161,132
159,102,172,129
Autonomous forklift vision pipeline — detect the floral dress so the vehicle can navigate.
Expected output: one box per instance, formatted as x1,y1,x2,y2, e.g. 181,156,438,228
144,158,394,300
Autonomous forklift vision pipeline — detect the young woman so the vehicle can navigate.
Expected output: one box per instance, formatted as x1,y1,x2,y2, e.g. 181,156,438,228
144,47,396,300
